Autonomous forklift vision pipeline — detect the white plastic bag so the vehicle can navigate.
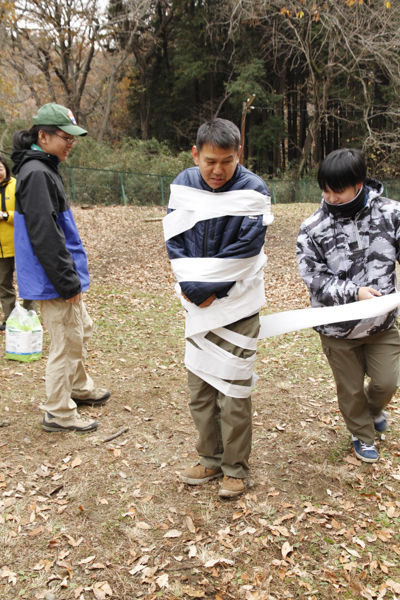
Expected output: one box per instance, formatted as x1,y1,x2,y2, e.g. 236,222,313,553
5,302,43,362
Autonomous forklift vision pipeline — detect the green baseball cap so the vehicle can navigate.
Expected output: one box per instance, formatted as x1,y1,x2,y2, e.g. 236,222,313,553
33,103,88,136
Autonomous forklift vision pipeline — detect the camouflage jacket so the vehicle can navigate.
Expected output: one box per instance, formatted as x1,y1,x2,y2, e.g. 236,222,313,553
296,179,400,338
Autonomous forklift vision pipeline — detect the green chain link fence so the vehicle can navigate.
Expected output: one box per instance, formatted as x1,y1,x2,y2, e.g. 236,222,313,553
2,151,399,205
60,165,175,207
59,166,400,206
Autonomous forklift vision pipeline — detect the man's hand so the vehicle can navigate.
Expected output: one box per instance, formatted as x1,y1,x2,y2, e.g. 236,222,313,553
199,293,217,308
358,287,382,301
66,292,83,304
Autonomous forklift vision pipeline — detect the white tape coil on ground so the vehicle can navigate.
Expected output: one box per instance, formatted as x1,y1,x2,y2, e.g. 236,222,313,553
164,187,400,399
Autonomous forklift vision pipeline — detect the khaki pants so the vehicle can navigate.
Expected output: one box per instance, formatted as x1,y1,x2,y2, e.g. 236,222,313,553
187,314,260,479
38,298,94,419
0,257,36,320
320,325,400,445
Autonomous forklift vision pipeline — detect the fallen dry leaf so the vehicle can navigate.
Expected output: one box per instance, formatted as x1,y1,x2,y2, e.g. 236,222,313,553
74,585,84,599
386,579,400,594
0,566,17,586
71,456,82,468
344,455,361,467
65,534,84,547
282,541,293,559
164,529,182,538
204,558,234,568
93,581,113,600
181,585,206,597
185,515,196,533
78,556,95,565
156,573,169,588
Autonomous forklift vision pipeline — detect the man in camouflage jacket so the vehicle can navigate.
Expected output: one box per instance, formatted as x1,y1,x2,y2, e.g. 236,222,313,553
297,148,400,463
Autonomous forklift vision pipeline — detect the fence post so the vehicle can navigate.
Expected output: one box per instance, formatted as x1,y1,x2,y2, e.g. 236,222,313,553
120,173,127,206
385,179,388,198
302,179,305,203
272,179,276,204
161,176,165,206
71,167,76,204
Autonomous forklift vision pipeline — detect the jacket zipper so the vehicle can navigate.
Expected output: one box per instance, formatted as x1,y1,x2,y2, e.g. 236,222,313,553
203,221,209,257
204,188,218,256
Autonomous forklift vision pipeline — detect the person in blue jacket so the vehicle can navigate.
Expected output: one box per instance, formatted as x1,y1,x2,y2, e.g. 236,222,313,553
12,103,110,432
166,118,270,497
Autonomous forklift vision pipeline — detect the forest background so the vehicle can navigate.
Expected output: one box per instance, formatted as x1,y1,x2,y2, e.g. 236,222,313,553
0,0,399,184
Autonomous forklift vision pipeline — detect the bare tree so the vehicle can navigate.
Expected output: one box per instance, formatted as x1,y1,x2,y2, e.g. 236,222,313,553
8,0,104,122
223,0,400,175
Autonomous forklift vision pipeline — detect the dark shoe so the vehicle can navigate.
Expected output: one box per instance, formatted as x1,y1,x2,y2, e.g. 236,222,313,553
218,475,246,498
42,412,98,432
0,321,6,331
180,464,223,485
372,411,388,433
352,437,378,463
71,388,110,406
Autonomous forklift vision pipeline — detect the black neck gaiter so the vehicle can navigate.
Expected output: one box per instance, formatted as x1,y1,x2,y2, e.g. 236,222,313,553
324,185,367,219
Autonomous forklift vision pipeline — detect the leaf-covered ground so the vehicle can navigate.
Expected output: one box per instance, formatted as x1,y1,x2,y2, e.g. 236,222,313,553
1,204,400,600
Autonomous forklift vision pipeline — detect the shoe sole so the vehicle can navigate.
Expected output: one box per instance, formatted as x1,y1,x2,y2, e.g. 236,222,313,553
42,423,98,433
180,472,223,485
73,398,109,406
374,425,388,434
72,393,110,406
354,449,378,463
218,488,245,498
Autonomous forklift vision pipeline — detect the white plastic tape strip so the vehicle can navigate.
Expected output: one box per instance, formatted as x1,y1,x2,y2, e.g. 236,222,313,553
170,250,267,282
258,292,400,339
163,185,273,241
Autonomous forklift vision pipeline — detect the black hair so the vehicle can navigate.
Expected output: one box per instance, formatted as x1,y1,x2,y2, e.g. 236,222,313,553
0,155,11,180
196,118,241,153
12,125,59,150
318,148,367,193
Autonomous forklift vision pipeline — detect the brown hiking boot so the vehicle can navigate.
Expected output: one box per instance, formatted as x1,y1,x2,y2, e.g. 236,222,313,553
218,475,246,498
72,388,111,406
180,464,223,485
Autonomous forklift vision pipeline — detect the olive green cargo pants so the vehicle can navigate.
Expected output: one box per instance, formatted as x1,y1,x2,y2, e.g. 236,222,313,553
0,257,36,320
187,314,260,479
320,325,400,445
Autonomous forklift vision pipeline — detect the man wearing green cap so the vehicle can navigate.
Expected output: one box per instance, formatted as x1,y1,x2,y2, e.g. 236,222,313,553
11,103,111,433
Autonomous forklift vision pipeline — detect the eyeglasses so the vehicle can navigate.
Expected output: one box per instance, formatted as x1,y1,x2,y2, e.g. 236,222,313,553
54,132,78,146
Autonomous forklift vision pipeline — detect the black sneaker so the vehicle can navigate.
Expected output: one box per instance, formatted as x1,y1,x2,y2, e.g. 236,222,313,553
0,322,6,332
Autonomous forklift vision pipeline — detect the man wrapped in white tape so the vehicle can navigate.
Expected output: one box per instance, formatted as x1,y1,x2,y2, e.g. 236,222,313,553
164,118,272,498
164,126,400,492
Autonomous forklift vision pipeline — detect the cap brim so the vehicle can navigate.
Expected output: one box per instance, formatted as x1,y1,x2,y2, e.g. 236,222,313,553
58,124,88,137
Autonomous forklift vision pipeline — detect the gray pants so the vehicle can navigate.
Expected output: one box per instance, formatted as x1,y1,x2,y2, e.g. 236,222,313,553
320,325,400,445
187,313,260,479
0,257,36,321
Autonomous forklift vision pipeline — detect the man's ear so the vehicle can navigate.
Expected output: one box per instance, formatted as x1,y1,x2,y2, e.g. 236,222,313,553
192,145,199,165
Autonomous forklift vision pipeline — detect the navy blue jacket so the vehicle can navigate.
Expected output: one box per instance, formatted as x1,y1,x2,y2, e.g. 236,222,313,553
166,164,270,305
11,148,89,300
